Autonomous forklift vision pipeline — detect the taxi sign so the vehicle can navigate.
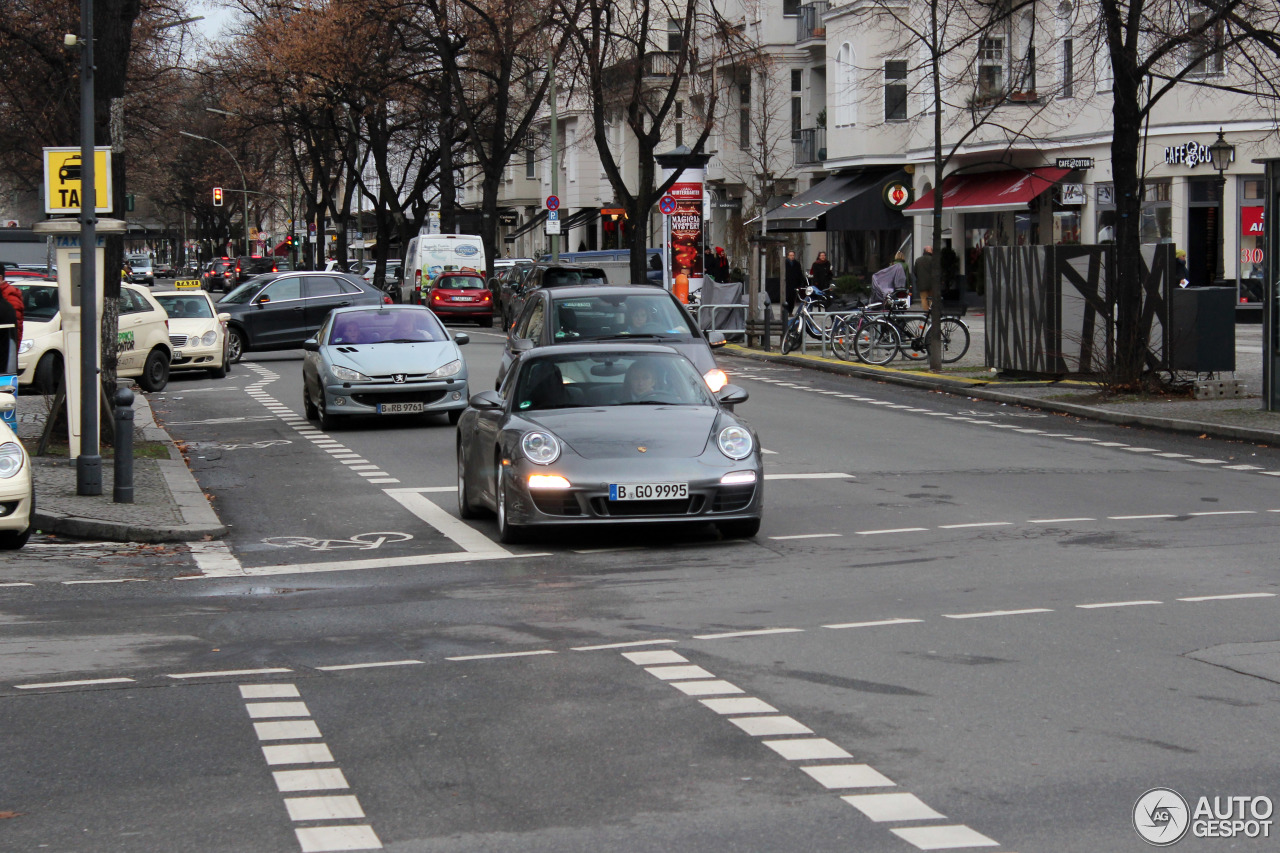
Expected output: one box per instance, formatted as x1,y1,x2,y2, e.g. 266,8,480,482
43,147,113,214
174,279,202,290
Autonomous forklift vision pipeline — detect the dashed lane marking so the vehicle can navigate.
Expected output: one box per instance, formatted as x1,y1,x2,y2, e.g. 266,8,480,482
856,527,929,536
769,533,843,540
693,628,805,640
823,618,924,630
169,667,293,679
1077,600,1162,609
445,650,557,662
15,677,135,690
944,608,1054,620
1178,592,1277,602
314,660,423,672
570,639,679,651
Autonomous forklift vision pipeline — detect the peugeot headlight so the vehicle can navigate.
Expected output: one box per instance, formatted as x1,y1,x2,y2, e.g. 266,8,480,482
18,339,33,355
521,431,561,465
199,330,219,347
428,359,462,378
717,425,753,460
330,365,372,382
0,442,24,479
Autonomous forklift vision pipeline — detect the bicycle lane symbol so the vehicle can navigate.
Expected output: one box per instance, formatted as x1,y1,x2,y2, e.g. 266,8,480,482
262,532,414,551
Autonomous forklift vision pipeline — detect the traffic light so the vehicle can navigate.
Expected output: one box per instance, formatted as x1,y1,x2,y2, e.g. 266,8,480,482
285,234,294,248
212,187,224,206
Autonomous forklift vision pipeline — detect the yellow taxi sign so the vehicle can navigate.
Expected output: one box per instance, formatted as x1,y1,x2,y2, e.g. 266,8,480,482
174,279,202,290
43,147,113,214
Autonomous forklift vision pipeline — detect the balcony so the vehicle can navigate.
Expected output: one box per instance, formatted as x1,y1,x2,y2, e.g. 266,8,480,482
794,127,826,166
601,51,682,92
796,1,829,44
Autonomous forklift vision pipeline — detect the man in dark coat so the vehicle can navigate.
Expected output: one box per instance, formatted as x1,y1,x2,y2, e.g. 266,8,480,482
784,250,805,311
912,245,939,311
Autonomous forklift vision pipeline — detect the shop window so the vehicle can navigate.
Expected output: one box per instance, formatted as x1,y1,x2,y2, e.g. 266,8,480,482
1242,178,1264,200
1095,180,1171,244
1053,211,1081,245
884,60,908,122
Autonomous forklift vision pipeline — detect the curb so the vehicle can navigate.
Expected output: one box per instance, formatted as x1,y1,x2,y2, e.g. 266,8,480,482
724,346,1280,447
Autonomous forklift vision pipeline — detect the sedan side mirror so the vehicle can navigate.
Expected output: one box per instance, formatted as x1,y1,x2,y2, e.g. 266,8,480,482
453,332,470,345
705,331,728,348
255,294,271,305
217,312,230,322
468,390,504,410
302,338,319,352
715,384,749,406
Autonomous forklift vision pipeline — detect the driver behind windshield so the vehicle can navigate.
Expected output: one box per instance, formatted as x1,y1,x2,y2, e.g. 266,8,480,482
625,303,666,335
623,358,661,401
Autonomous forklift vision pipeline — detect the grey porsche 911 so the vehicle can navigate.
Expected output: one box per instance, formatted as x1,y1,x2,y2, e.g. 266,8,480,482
456,343,763,543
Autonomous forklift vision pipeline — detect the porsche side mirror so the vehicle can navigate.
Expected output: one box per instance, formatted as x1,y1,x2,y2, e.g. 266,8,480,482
469,390,504,410
716,384,749,406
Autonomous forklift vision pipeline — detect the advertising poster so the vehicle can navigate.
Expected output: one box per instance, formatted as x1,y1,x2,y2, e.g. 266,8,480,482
662,165,705,293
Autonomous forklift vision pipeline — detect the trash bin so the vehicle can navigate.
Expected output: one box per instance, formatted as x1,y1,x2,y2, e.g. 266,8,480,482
1169,286,1235,373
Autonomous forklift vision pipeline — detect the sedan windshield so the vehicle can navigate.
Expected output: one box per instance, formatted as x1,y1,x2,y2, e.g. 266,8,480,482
154,294,214,319
327,309,447,345
514,352,714,411
550,294,697,342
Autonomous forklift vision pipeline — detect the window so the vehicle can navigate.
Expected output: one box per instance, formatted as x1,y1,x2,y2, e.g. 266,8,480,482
739,81,751,148
791,69,803,139
978,37,1004,99
119,287,148,314
262,277,302,302
783,0,800,15
834,43,856,126
1061,39,1074,98
675,100,684,147
667,19,683,53
1188,11,1225,75
566,126,577,183
884,60,908,121
525,145,536,180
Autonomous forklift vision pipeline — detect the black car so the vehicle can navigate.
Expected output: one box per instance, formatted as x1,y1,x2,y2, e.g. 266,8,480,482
497,285,728,392
217,271,390,363
236,256,285,284
202,258,237,292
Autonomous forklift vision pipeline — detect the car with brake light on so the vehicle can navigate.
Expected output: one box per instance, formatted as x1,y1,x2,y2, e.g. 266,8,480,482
498,285,728,392
456,343,762,543
422,271,495,327
202,258,237,292
0,387,34,549
152,289,231,379
302,305,470,428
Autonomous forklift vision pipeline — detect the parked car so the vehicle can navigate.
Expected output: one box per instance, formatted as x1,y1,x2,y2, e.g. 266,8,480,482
0,390,34,549
498,284,728,392
235,256,285,284
216,271,391,363
421,271,494,327
361,260,403,298
118,283,175,392
502,262,610,327
14,282,62,391
490,261,536,328
202,258,237,292
456,343,761,543
302,305,470,428
152,289,231,379
127,255,154,285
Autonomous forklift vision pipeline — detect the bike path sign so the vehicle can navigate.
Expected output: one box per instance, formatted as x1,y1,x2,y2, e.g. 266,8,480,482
43,147,113,214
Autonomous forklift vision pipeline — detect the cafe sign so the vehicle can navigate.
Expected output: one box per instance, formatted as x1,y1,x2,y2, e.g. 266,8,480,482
1164,139,1234,169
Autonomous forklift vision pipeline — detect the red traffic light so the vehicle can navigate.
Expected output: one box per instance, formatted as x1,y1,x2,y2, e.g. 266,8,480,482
212,187,224,206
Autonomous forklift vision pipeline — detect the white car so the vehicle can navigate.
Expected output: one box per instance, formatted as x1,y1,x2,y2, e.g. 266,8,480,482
0,389,33,549
152,289,231,379
14,281,62,391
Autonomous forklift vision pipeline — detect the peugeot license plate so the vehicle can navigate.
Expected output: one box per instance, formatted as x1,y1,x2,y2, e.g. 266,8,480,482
450,296,472,302
609,483,688,501
377,402,424,414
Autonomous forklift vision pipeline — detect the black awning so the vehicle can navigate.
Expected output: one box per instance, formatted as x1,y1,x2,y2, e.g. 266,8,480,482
503,210,548,243
559,207,600,230
758,169,909,232
822,169,911,232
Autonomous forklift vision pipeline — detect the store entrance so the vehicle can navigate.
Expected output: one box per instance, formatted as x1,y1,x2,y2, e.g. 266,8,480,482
1186,178,1221,287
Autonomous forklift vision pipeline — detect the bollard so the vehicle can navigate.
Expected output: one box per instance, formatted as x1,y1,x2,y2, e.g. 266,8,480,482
763,308,772,351
113,385,135,504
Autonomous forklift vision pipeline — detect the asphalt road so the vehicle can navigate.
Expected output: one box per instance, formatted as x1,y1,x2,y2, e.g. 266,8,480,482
3,329,1279,852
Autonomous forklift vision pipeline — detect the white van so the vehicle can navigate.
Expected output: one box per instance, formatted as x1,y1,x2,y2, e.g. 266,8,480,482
400,234,488,303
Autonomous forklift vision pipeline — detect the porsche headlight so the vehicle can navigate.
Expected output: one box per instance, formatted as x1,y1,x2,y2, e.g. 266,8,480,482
330,365,371,382
717,425,753,460
199,330,219,347
18,339,33,355
521,431,561,465
428,359,462,378
0,442,25,479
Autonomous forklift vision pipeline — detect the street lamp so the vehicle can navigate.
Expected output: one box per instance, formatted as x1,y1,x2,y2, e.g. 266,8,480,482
179,130,251,257
1209,127,1235,285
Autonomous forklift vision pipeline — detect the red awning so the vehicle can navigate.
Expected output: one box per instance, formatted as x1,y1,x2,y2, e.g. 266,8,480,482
904,167,1071,215
272,240,290,256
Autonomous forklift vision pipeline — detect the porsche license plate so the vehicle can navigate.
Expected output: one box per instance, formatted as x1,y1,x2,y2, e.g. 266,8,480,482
609,483,688,501
377,402,424,414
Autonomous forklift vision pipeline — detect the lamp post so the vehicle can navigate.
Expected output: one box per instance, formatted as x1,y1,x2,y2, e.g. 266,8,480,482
1208,128,1235,286
180,130,251,256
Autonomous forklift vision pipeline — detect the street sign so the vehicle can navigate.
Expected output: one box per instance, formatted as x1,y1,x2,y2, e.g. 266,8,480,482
546,195,560,211
547,210,559,221
659,195,677,216
43,146,113,214
545,217,561,235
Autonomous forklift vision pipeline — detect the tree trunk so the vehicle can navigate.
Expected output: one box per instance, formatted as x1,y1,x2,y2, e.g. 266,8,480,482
1110,48,1146,388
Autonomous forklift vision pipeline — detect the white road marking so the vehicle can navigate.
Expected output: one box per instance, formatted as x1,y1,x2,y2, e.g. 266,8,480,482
937,522,1012,529
1188,510,1257,516
801,764,896,789
263,744,335,766
274,768,349,793
246,701,311,719
1108,514,1176,520
384,488,510,555
284,795,366,822
1122,447,1158,453
729,715,813,736
356,471,392,478
1224,464,1265,470
446,650,556,661
694,628,805,640
1156,452,1192,458
769,533,843,540
295,825,382,852
944,608,1053,620
14,677,135,690
621,650,688,665
170,667,293,679
188,541,245,577
856,527,928,536
1188,458,1226,464
843,792,945,822
339,459,372,466
763,472,851,480
571,639,678,651
823,618,923,630
1093,442,1129,447
763,738,853,761
646,664,715,680
315,660,423,671
197,550,537,579
241,684,300,699
346,464,381,471
0,582,35,587
761,448,779,454
365,478,401,484
254,720,323,741
1064,436,1098,442
1178,592,1276,602
62,578,147,585
669,679,744,696
700,697,778,715
1077,600,1162,609
1028,517,1096,523
891,825,1000,850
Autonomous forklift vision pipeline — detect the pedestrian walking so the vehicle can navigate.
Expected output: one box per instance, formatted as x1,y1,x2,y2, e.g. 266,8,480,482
1175,249,1190,287
0,265,24,375
784,250,805,311
912,245,939,311
809,251,833,292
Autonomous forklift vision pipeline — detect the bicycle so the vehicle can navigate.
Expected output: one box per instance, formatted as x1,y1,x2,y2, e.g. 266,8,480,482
830,309,901,366
780,284,838,354
855,290,971,364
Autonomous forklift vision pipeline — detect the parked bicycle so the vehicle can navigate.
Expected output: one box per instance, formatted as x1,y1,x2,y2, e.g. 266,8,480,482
839,288,971,364
780,284,837,354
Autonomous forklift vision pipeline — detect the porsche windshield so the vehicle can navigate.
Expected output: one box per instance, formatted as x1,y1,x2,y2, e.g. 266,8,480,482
514,352,715,411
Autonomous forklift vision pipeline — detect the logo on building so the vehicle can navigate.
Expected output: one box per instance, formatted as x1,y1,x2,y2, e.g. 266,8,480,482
882,181,914,211
1164,139,1233,169
1056,157,1095,170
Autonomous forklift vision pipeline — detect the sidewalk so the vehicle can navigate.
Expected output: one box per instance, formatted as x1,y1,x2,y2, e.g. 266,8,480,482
14,391,226,543
728,313,1280,446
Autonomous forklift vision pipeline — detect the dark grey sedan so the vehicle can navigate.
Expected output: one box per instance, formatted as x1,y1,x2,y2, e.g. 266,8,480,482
457,343,762,544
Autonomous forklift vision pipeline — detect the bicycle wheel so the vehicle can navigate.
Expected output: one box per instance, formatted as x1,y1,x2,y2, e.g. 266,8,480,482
829,316,856,361
935,317,971,363
854,318,900,366
897,317,929,361
781,318,803,354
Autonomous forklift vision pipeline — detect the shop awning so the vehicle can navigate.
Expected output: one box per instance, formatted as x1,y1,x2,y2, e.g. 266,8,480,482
272,240,290,256
559,207,600,230
904,167,1070,215
753,169,905,231
503,210,548,243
